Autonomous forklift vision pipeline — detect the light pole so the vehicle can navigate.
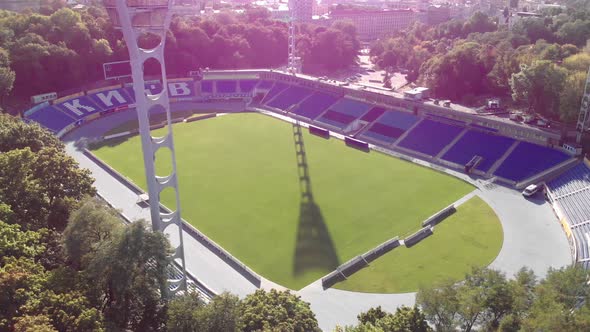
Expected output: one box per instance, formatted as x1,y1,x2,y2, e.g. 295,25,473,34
103,0,198,294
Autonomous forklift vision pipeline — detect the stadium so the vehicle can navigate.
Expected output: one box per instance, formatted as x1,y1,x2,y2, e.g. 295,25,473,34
22,68,588,329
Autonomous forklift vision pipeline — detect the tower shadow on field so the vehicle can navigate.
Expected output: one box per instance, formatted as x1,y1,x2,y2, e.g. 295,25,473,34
292,121,340,276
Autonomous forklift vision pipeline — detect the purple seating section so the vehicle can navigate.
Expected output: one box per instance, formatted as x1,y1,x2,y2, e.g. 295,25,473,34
316,110,356,128
216,80,237,93
360,107,386,122
27,105,76,133
441,130,516,172
329,98,372,118
494,142,570,182
377,110,419,130
201,80,213,93
292,92,340,120
367,122,406,140
257,80,274,89
362,128,398,144
238,80,258,92
261,82,288,105
397,119,464,156
266,85,313,110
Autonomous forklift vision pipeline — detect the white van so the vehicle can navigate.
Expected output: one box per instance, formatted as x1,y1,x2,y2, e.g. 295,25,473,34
522,184,542,197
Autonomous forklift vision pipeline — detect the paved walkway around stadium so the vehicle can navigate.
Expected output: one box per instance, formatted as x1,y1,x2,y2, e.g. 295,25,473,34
64,110,573,332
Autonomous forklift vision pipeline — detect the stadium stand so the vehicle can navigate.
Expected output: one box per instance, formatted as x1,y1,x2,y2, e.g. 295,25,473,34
256,80,274,89
361,110,419,144
291,92,340,120
329,98,372,118
546,163,590,269
201,80,213,93
441,130,516,172
360,107,386,122
397,119,463,156
261,82,288,104
216,80,237,93
315,98,372,128
239,80,258,93
27,105,75,133
494,142,570,182
266,85,313,110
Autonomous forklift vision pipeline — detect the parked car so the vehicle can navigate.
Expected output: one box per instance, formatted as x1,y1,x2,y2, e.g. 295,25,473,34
522,183,542,197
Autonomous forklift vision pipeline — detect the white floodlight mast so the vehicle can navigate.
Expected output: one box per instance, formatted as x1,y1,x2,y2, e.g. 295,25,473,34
109,0,187,294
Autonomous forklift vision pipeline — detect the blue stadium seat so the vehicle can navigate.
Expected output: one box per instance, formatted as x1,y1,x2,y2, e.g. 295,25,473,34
360,107,386,122
441,130,515,172
266,85,312,110
257,80,274,89
216,80,237,93
377,110,418,130
27,106,75,133
262,82,288,104
494,142,570,181
292,92,340,120
239,80,258,93
328,98,372,118
397,119,464,156
201,80,213,93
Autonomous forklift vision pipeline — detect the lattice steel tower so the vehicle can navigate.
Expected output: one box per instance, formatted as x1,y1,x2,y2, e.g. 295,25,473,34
103,0,198,294
576,66,590,143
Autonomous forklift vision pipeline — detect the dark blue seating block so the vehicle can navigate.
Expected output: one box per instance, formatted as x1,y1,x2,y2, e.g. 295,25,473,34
267,86,312,110
27,106,75,133
320,110,356,125
377,110,418,130
262,82,288,104
257,80,274,89
330,98,372,118
216,80,237,93
368,122,405,139
292,92,340,120
398,119,464,156
441,130,515,172
201,81,213,93
361,107,386,122
494,142,570,181
363,129,398,144
239,80,258,93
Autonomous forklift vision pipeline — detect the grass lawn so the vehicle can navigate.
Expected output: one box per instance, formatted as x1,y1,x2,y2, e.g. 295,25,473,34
104,109,197,136
92,112,476,290
334,196,503,293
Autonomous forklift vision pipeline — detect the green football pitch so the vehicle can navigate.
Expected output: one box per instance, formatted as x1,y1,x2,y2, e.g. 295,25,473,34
92,112,501,291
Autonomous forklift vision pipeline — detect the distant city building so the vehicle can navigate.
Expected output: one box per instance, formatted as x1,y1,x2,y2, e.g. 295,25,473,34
289,0,314,21
330,8,416,41
0,0,40,12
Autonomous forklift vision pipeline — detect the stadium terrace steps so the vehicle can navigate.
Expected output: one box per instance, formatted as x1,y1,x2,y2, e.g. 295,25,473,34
396,119,464,157
216,80,237,93
266,85,313,111
548,163,590,198
435,128,469,160
493,141,570,182
486,141,520,176
359,110,420,145
291,92,341,120
440,129,517,172
27,105,76,133
261,82,289,104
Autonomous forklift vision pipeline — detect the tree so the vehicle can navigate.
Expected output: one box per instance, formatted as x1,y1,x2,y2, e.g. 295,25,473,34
13,315,57,332
416,280,459,331
559,70,587,123
240,289,320,332
510,60,567,119
167,292,206,332
0,114,63,153
84,220,171,331
357,306,388,325
63,197,121,269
